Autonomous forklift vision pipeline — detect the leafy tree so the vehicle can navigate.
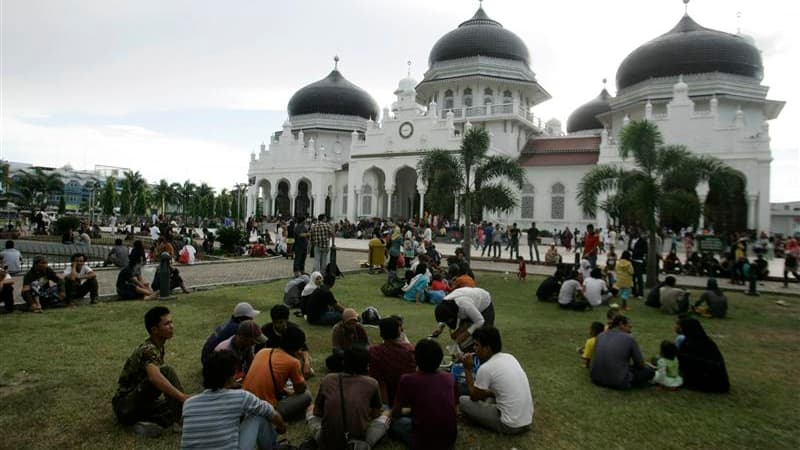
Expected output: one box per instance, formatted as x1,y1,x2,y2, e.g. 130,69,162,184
58,195,66,214
216,188,231,217
153,179,177,215
122,170,147,220
577,120,735,287
100,176,118,215
417,127,525,261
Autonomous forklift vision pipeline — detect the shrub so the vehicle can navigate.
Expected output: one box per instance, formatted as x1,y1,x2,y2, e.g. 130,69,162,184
55,216,82,235
216,227,244,253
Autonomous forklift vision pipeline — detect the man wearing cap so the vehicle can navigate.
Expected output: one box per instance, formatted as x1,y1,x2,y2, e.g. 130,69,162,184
201,302,261,366
21,255,64,312
244,326,312,421
214,320,267,380
325,308,369,372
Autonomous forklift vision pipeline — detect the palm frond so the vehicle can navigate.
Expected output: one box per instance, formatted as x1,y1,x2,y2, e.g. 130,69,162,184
474,155,526,190
473,183,518,214
576,164,627,216
619,120,662,173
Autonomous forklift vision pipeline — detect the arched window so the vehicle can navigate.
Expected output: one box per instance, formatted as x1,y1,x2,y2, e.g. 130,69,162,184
342,184,348,215
361,185,372,216
444,89,454,110
463,88,473,108
503,90,512,104
551,183,565,220
521,184,535,219
483,88,493,106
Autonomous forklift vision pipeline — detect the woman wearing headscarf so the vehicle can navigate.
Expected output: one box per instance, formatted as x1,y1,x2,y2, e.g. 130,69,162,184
693,278,728,318
676,318,730,393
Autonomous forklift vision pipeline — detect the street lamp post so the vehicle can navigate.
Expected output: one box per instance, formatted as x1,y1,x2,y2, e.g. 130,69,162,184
234,183,247,229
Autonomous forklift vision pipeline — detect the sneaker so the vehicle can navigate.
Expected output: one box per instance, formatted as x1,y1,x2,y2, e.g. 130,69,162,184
133,421,163,438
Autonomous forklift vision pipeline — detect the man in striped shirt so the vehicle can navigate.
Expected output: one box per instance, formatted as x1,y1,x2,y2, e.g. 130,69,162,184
181,351,287,449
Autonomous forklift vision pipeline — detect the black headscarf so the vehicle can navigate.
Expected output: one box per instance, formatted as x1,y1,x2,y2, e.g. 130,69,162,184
677,318,730,393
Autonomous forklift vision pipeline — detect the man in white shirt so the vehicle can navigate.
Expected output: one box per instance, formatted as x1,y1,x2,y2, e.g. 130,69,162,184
64,253,99,305
1,240,23,275
432,287,494,349
460,326,533,434
583,268,612,307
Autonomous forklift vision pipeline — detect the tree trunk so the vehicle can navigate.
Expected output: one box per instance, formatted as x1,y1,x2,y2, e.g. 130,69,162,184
462,191,472,263
646,232,660,288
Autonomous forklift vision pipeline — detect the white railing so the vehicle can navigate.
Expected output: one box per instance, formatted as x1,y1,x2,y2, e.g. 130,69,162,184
445,103,534,123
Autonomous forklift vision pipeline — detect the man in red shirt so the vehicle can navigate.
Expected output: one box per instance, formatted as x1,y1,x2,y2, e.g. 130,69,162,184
583,224,600,269
368,317,416,406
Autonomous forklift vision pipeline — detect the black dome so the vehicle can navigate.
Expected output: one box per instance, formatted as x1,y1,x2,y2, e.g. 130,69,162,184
287,69,379,120
567,88,612,133
428,6,530,66
616,15,763,90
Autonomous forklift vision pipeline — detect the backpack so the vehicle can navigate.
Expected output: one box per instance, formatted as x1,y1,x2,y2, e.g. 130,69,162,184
381,277,405,297
361,306,381,325
179,247,190,265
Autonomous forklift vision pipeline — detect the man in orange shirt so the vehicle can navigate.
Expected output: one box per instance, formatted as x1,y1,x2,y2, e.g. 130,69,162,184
243,326,312,421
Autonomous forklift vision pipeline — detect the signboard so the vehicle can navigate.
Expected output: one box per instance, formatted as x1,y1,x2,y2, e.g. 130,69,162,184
697,236,723,253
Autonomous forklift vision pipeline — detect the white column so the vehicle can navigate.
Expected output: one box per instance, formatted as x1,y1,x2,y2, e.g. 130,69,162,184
386,186,395,219
747,194,758,230
454,192,460,223
696,181,709,230
353,188,361,220
245,186,256,219
288,187,296,218
418,188,426,220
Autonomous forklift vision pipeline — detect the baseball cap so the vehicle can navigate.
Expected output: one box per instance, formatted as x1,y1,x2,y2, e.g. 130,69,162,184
232,302,260,319
237,320,267,344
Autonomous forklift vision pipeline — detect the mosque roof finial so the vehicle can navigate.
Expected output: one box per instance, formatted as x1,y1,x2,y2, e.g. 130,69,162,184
602,78,607,88
333,55,340,70
407,60,412,77
479,0,483,8
736,11,742,33
683,0,690,15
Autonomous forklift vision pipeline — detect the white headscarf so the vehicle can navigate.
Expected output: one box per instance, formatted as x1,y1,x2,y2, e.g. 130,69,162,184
301,271,323,297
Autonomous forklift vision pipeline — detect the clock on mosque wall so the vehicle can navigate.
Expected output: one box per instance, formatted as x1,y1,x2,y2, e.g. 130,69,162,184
399,121,414,139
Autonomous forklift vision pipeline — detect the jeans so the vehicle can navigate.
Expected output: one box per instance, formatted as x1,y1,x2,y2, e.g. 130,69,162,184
239,414,278,450
64,278,99,302
112,365,183,427
587,254,597,269
632,260,645,297
458,396,530,435
509,242,519,260
314,247,330,273
389,416,413,448
276,391,313,422
529,242,540,262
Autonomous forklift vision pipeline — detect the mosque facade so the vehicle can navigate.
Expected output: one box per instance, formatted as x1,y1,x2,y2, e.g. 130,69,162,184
246,4,784,233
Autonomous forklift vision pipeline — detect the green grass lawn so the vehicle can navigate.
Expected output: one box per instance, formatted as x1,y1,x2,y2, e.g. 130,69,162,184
1,272,799,450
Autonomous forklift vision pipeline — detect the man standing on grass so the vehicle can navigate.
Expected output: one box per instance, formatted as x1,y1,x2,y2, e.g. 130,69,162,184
310,214,334,273
63,253,99,305
459,326,533,435
113,306,188,437
527,222,540,263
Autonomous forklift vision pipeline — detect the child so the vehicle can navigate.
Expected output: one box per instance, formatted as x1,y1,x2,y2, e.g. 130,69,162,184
580,322,605,367
650,340,683,389
517,256,527,281
605,306,621,331
616,250,635,311
604,246,617,288
427,272,447,304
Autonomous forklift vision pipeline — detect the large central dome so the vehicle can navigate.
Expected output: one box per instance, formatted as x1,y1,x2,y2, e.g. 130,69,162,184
428,6,530,66
616,14,763,90
287,67,379,120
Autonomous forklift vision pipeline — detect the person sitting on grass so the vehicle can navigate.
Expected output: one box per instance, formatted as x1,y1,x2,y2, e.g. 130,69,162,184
676,317,730,393
368,317,416,407
116,260,156,301
582,268,612,307
536,265,565,302
390,338,458,449
243,326,313,421
431,287,494,351
648,340,683,390
326,308,369,372
692,278,728,318
450,263,477,290
590,315,654,390
557,271,588,311
214,320,267,381
580,322,605,368
259,304,314,378
402,263,430,303
112,306,187,437
181,350,287,449
21,255,64,312
201,302,261,366
306,345,388,449
544,243,561,265
459,326,533,435
63,252,99,306
659,276,689,315
105,238,130,268
0,267,15,314
306,273,344,326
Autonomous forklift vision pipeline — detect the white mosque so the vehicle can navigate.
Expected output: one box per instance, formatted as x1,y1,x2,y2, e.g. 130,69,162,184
245,2,784,233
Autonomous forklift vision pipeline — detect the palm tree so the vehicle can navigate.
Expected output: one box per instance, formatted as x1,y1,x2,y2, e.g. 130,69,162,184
417,127,526,261
153,179,177,216
122,170,147,220
195,183,215,220
175,180,197,222
8,168,64,211
577,120,735,287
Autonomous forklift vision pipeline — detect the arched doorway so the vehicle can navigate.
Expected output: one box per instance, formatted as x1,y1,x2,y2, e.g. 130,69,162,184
394,166,419,220
275,180,290,218
325,185,333,218
361,167,386,218
704,170,747,233
295,179,311,218
257,180,271,218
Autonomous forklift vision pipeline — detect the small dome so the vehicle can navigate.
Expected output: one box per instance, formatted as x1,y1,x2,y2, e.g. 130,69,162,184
566,88,612,133
287,68,379,120
616,14,763,90
428,6,530,66
395,76,417,95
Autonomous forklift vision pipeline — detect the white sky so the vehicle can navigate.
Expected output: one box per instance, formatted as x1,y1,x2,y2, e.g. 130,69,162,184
1,0,797,200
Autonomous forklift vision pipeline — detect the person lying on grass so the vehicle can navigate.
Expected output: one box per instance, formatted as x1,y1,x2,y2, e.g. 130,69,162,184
181,350,287,450
112,306,188,436
459,326,533,435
